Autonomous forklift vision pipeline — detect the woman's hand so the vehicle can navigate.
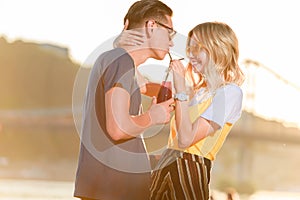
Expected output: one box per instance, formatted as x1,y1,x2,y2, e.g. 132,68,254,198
113,19,146,48
170,60,186,93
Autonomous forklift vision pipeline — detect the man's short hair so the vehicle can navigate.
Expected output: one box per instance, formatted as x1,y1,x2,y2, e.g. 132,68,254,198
124,0,173,29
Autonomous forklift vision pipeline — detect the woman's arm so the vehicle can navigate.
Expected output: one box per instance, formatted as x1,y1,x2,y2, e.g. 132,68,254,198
175,101,219,148
171,60,220,148
113,19,145,48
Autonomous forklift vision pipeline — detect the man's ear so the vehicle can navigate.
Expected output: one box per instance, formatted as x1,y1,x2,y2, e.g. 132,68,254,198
145,20,155,38
123,19,129,30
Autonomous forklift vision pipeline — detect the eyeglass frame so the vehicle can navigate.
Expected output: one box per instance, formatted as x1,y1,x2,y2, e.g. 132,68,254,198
145,20,176,39
186,37,206,58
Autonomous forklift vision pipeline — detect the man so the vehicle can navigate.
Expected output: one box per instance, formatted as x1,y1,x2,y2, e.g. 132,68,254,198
74,1,175,199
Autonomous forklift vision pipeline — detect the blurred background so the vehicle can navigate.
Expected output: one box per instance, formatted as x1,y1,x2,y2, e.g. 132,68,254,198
1,0,300,199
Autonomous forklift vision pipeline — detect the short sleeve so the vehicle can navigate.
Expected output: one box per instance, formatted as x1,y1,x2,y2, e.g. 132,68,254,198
201,84,243,127
101,49,136,94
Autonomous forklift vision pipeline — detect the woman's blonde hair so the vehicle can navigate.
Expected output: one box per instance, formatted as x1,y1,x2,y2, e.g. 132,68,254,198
186,22,244,93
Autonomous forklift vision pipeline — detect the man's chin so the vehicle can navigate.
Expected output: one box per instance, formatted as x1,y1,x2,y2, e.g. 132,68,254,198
156,51,168,60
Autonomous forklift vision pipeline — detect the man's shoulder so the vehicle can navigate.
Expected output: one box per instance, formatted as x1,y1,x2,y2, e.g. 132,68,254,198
99,48,130,62
93,48,132,69
92,48,134,76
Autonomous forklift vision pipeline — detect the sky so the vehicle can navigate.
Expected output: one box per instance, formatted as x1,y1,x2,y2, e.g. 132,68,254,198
1,0,300,128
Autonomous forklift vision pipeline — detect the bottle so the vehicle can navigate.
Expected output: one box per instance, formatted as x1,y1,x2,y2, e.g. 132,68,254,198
157,81,172,103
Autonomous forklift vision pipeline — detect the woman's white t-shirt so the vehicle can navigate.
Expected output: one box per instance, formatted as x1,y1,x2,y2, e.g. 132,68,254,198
189,84,243,127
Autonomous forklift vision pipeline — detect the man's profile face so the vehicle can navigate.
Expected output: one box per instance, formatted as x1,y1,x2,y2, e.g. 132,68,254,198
149,15,174,60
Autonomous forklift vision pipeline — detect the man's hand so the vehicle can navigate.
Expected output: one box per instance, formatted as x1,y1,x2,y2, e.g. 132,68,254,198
147,97,174,125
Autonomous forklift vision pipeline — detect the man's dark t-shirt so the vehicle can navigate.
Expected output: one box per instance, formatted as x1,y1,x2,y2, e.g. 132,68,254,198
74,48,151,200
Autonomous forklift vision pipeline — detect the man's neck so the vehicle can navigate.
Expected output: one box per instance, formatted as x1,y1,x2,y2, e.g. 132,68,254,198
123,46,149,67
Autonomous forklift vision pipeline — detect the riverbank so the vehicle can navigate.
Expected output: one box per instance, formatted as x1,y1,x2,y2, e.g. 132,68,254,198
1,179,300,200
0,179,75,200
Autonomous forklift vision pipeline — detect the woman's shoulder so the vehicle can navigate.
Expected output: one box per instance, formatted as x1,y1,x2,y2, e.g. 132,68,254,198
213,83,243,104
218,83,243,96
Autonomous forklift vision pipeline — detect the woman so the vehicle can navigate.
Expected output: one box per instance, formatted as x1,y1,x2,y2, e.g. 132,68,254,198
149,22,244,200
116,21,244,200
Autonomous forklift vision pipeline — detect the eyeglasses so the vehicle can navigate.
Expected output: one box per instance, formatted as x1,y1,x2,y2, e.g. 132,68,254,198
186,45,201,57
186,38,204,58
154,21,177,39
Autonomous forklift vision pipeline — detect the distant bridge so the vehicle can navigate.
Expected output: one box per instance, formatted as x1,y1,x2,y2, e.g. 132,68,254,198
230,111,300,144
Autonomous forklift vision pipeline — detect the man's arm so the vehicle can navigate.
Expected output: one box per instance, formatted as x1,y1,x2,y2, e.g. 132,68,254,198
144,82,161,97
105,87,174,141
